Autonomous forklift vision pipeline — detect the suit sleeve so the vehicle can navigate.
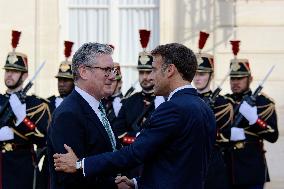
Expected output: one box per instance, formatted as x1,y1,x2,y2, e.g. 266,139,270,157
84,102,181,176
48,111,86,187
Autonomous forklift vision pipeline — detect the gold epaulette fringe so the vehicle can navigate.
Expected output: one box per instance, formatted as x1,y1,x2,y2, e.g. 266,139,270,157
215,103,234,129
27,102,51,126
258,103,275,121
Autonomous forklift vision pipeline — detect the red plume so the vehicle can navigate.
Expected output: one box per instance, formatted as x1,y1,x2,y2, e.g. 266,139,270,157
11,30,21,49
64,41,74,58
139,29,151,49
198,31,209,50
230,40,240,56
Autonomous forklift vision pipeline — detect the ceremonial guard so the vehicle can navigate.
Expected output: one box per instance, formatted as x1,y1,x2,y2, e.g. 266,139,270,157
113,29,164,145
193,31,233,189
101,62,123,126
48,41,74,112
0,30,51,189
37,41,74,189
225,40,279,189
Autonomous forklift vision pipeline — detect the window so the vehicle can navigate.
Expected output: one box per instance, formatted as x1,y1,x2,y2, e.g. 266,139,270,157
60,0,160,92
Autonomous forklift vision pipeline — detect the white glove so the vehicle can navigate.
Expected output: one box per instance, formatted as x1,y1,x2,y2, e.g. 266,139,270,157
230,127,246,141
9,94,26,126
239,101,258,125
0,126,14,141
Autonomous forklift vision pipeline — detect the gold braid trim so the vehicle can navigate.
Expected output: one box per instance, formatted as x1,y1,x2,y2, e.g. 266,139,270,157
25,127,45,138
217,133,229,142
11,128,29,141
257,125,275,135
118,132,127,139
258,103,275,121
215,103,234,130
244,130,258,137
46,104,52,128
27,103,51,125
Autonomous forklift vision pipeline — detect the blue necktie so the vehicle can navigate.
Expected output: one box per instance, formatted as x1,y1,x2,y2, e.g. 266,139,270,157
98,102,116,151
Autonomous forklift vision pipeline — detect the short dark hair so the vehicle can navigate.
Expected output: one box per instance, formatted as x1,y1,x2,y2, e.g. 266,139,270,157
151,43,197,81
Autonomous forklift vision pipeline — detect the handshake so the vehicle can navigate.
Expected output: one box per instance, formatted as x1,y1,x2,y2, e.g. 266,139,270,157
115,176,135,189
54,144,136,189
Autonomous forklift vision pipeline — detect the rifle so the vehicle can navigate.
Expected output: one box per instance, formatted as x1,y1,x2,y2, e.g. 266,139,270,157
124,80,138,98
231,65,275,128
205,70,230,107
0,61,47,127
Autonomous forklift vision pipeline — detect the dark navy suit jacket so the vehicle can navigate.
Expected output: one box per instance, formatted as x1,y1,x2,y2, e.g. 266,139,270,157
83,88,216,189
47,90,117,189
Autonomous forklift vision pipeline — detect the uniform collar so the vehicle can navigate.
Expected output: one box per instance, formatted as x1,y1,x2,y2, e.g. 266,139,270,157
198,90,212,98
232,89,252,102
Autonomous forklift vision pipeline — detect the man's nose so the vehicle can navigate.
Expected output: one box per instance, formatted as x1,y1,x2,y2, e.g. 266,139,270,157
108,72,116,80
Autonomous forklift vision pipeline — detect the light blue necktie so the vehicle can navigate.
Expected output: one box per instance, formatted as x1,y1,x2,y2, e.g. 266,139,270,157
98,102,116,151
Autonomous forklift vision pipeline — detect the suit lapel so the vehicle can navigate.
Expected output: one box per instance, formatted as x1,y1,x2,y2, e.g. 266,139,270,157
72,90,113,150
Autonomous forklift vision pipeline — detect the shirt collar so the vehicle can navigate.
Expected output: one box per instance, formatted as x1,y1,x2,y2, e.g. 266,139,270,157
168,84,193,101
75,86,100,110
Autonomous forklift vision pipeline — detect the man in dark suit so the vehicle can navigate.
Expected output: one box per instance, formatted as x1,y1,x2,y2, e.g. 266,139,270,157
53,43,216,189
47,42,119,189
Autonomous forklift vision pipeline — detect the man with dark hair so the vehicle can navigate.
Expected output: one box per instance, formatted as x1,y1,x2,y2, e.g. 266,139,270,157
0,30,51,189
225,41,278,189
47,42,119,189
53,43,216,189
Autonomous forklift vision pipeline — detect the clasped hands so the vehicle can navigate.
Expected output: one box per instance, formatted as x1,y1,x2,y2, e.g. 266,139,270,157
53,144,134,189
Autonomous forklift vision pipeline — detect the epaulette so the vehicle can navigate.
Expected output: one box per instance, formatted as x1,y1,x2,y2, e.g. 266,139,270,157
31,94,50,103
121,92,140,101
224,94,235,104
215,102,234,129
259,92,275,104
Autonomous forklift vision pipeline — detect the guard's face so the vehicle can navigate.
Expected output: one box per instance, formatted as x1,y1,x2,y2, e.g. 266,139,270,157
150,55,169,96
86,54,115,99
230,76,252,94
4,69,26,89
138,70,153,91
193,72,211,90
58,78,74,97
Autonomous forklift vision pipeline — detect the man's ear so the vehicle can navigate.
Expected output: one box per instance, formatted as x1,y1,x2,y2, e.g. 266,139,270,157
167,64,175,78
210,73,214,80
78,66,88,80
249,75,253,84
22,72,28,81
